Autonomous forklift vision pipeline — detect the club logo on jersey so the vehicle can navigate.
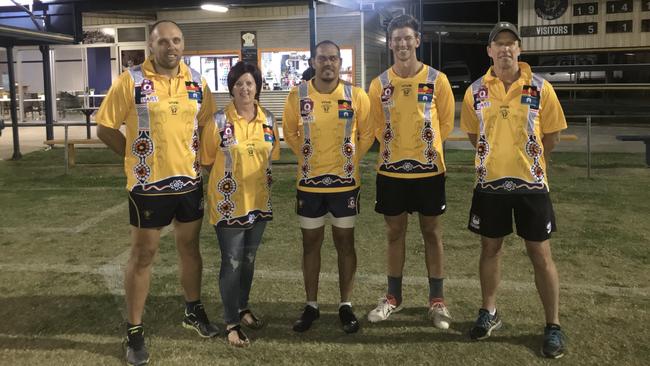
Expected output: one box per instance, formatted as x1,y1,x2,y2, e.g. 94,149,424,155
521,85,540,109
300,98,314,123
338,100,354,119
381,84,394,106
263,124,274,142
169,101,178,115
185,81,202,101
473,86,489,110
417,83,434,102
141,79,155,95
219,121,237,148
500,106,509,119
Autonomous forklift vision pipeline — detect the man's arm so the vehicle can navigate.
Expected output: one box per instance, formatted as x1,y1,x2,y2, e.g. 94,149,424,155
542,131,560,162
436,73,455,141
97,124,126,156
282,90,302,156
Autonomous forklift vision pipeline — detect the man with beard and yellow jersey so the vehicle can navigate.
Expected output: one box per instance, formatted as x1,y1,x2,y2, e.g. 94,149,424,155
283,40,373,334
460,22,567,359
366,14,454,330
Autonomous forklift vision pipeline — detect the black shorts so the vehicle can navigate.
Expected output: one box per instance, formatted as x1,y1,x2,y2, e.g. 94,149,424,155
128,187,204,228
374,174,446,216
467,190,557,242
296,188,360,218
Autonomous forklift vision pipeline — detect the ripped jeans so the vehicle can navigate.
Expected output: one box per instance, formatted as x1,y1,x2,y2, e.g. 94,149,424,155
215,221,267,325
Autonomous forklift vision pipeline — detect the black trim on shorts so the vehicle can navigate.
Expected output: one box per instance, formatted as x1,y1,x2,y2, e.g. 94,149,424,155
128,186,204,228
374,173,446,216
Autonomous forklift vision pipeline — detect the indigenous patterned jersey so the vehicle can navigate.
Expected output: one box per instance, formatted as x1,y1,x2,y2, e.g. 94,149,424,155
96,58,215,194
460,62,567,193
368,64,455,179
283,80,373,193
201,102,280,228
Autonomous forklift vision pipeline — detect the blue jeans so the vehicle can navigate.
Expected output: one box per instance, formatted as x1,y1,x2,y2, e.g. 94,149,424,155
215,221,267,325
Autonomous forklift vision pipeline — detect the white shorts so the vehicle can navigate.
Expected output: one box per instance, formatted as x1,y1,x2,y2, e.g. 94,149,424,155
298,213,356,229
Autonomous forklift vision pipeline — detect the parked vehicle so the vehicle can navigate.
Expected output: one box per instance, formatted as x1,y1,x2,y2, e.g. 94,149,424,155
442,61,472,94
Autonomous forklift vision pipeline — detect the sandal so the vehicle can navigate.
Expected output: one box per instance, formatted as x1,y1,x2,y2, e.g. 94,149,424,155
225,325,250,348
239,309,266,330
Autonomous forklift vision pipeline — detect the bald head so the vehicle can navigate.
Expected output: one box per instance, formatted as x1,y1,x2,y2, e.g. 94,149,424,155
148,20,184,75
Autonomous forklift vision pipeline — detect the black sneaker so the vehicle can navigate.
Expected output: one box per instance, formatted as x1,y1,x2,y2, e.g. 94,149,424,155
469,308,502,340
338,305,360,334
541,325,566,359
182,304,219,338
125,324,149,366
292,305,320,332
125,340,150,366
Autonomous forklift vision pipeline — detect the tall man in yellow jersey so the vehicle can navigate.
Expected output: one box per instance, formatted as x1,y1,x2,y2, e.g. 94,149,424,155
96,20,218,366
283,40,373,334
460,22,567,359
366,14,454,329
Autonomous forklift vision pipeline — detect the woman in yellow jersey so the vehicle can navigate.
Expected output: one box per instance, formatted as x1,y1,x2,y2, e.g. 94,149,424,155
200,61,280,347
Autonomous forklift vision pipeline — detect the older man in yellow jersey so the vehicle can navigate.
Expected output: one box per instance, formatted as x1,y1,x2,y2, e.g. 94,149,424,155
96,20,218,365
283,40,374,334
460,22,567,359
366,14,455,330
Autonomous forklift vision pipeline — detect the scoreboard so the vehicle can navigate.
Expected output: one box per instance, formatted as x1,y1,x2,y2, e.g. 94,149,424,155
518,0,650,51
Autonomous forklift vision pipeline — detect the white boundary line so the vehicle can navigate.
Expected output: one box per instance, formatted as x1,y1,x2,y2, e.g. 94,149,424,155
0,202,127,234
1,262,647,298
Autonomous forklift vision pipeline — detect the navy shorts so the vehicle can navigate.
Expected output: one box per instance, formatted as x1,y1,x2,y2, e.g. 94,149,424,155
296,188,360,218
468,190,557,242
128,187,204,228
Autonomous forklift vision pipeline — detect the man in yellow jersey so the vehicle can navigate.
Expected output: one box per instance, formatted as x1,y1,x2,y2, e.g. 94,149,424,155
366,14,454,329
283,40,373,334
96,20,218,366
460,22,567,359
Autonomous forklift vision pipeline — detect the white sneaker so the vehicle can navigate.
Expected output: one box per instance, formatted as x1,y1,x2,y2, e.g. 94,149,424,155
367,295,403,323
428,299,452,329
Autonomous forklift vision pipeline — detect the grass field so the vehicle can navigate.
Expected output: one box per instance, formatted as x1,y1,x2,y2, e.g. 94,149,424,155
0,147,648,365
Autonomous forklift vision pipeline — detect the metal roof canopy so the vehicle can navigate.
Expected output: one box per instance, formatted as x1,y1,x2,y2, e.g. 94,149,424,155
0,23,74,47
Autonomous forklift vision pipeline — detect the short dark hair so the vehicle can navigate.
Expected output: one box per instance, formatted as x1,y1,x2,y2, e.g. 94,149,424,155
227,61,263,100
314,40,341,58
149,20,182,37
387,14,420,39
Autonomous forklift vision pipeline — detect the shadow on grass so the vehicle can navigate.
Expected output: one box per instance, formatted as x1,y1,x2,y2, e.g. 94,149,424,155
0,295,542,359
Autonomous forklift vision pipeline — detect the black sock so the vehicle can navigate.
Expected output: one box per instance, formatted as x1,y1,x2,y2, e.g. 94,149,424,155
546,323,561,330
126,322,144,350
387,276,403,305
428,277,444,301
185,300,202,314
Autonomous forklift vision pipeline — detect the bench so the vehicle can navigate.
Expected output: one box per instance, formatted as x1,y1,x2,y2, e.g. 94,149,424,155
616,135,650,166
44,138,105,167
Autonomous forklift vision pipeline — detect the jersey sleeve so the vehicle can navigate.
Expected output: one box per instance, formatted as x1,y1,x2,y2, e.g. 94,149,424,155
367,78,385,142
282,88,302,156
200,114,219,167
270,112,281,161
354,87,374,159
435,72,455,141
460,86,479,134
197,80,217,128
95,71,133,129
540,81,568,134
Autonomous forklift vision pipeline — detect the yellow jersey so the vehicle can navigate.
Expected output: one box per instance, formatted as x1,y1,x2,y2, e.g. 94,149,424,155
200,102,280,228
460,62,567,193
96,58,216,194
368,64,455,179
283,80,373,193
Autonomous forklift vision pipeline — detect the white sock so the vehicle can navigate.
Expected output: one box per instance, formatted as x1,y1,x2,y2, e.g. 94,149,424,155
488,308,497,316
339,302,352,309
306,301,319,309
